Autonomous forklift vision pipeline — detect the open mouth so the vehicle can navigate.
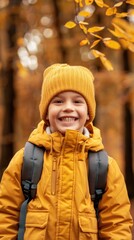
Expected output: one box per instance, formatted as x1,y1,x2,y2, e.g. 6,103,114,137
58,117,78,122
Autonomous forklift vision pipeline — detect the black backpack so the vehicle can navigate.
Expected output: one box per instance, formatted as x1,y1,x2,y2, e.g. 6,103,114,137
18,141,108,240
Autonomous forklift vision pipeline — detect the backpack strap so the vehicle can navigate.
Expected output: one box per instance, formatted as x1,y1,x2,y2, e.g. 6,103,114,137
18,142,44,240
88,150,108,218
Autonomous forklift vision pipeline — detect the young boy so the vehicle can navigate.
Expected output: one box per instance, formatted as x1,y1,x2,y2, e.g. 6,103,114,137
0,63,133,239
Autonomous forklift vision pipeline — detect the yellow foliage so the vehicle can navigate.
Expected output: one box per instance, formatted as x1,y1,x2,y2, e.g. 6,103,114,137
87,26,105,33
112,18,134,42
100,56,113,71
119,39,129,49
103,39,121,49
126,0,134,5
116,12,128,18
75,0,83,7
128,42,134,52
114,2,124,7
106,7,117,16
128,9,134,16
112,23,127,39
108,28,122,38
119,39,134,52
90,39,101,48
90,32,102,39
91,49,105,58
79,23,88,34
85,0,94,5
113,17,134,34
79,21,89,25
95,0,104,8
78,10,91,17
65,0,134,70
64,21,76,29
80,38,90,46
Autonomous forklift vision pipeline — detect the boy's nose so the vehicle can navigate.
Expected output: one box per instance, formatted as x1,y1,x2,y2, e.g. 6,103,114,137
63,101,74,112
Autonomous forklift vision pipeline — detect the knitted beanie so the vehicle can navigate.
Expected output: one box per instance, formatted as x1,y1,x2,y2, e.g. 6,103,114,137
39,63,96,124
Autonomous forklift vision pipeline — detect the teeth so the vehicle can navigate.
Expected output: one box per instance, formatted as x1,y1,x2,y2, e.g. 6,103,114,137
60,117,76,122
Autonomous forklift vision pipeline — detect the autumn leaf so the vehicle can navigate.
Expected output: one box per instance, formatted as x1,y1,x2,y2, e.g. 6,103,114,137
90,32,102,39
64,21,76,29
106,7,117,16
103,39,121,49
112,22,127,39
119,39,129,49
78,10,91,17
95,0,104,7
91,49,105,58
128,9,134,16
128,42,134,52
79,21,89,25
126,0,134,5
87,26,105,33
114,2,124,7
108,28,122,38
116,12,128,18
90,39,101,49
75,0,83,7
79,23,88,34
85,0,94,5
80,39,90,46
100,56,113,71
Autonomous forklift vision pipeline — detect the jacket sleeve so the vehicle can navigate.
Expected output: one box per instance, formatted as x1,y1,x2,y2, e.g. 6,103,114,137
98,157,133,240
0,149,25,239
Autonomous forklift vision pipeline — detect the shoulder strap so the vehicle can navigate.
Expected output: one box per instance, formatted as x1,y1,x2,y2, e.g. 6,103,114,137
18,142,44,240
88,150,108,218
21,141,44,200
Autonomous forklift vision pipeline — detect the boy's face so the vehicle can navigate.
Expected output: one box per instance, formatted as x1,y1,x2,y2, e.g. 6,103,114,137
46,91,89,135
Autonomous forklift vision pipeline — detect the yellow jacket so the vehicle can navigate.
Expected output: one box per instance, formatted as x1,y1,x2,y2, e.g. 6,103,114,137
0,121,133,239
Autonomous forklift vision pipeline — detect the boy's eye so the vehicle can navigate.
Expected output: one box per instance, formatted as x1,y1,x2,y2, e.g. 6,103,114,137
74,99,84,104
52,99,63,103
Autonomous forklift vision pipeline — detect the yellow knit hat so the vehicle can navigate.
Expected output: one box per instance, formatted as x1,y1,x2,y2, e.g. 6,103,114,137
39,63,96,124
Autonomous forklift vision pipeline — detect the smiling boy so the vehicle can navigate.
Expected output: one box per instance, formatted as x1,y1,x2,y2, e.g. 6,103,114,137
0,63,133,239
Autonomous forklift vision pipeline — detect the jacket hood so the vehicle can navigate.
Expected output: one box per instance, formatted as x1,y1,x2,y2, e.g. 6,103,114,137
28,121,104,153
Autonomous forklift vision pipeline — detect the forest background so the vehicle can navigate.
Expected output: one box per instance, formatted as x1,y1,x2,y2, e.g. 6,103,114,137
0,0,134,234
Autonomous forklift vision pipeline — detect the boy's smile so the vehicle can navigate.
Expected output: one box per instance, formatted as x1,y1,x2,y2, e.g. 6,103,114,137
46,91,89,135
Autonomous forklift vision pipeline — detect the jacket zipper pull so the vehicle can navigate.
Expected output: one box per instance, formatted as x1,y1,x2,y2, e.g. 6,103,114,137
51,158,57,195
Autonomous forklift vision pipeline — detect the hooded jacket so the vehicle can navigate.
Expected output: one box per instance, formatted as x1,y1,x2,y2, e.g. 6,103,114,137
0,121,133,240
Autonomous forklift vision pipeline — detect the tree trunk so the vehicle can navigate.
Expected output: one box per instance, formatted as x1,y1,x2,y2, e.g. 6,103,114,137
0,1,21,179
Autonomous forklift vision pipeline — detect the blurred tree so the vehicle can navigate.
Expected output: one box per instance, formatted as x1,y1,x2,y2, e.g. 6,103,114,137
0,0,22,178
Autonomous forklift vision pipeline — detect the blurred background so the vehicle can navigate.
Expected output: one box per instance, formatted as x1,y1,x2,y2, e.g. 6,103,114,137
0,0,134,234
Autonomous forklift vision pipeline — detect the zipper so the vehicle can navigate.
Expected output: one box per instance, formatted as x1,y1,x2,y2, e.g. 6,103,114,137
51,157,57,195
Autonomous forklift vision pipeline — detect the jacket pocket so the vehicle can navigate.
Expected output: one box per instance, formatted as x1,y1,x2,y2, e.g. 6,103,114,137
24,210,49,240
79,214,98,240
